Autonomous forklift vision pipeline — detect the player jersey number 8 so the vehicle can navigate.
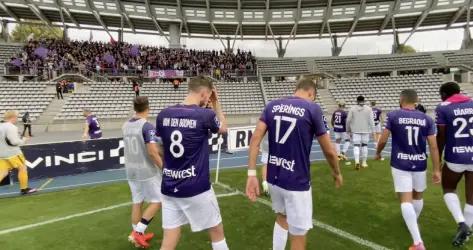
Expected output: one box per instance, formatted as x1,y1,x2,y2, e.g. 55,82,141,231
170,130,184,158
274,115,297,144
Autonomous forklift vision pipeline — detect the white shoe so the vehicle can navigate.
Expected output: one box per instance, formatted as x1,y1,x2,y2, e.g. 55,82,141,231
361,161,368,168
345,161,352,166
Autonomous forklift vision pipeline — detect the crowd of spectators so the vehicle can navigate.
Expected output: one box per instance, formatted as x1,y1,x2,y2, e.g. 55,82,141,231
7,39,257,80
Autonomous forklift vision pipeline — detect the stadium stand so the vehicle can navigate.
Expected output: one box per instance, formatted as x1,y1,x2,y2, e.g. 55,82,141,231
328,74,445,111
0,81,55,121
0,43,22,74
257,58,310,76
263,80,327,112
55,81,134,120
313,53,440,74
214,81,265,114
443,50,473,67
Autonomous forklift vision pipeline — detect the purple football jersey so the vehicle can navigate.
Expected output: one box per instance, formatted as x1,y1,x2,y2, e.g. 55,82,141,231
260,96,327,191
86,115,102,139
372,107,382,124
332,109,347,133
385,109,435,171
435,96,473,164
156,104,220,198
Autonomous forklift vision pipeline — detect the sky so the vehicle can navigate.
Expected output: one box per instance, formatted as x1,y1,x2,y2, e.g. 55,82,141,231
39,24,472,57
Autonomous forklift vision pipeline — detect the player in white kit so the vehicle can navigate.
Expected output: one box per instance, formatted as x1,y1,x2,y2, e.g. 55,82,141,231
123,96,164,248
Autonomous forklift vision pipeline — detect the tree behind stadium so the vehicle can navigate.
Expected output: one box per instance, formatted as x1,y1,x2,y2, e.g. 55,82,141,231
10,22,63,42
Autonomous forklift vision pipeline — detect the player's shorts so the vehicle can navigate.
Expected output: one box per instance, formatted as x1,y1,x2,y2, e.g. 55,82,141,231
445,162,473,173
128,176,162,204
260,151,269,165
352,133,370,145
334,132,349,141
0,154,26,170
269,184,313,235
162,188,222,232
373,123,382,133
391,168,426,193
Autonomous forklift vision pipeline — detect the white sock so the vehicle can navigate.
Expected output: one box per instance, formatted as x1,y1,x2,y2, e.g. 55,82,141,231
401,202,423,245
336,143,341,155
212,238,229,250
135,222,148,234
413,199,424,218
444,193,466,224
354,146,360,163
343,141,350,154
464,204,473,228
132,224,137,231
273,222,288,250
361,146,368,162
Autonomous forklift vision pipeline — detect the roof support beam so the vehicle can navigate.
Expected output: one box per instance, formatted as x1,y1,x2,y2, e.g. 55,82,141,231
320,0,332,37
402,0,438,45
205,0,214,38
25,1,52,27
144,0,169,43
0,2,19,22
54,0,78,28
211,22,227,50
265,0,270,40
447,1,470,29
61,7,79,27
379,0,401,33
237,0,243,40
115,0,135,33
176,0,190,37
340,0,366,48
294,0,301,37
85,0,112,37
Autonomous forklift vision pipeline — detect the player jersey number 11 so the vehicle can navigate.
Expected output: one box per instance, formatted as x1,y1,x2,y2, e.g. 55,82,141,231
274,115,297,144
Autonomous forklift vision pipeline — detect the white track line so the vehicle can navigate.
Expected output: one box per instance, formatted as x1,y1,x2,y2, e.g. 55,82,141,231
0,191,239,236
214,182,391,250
37,178,54,191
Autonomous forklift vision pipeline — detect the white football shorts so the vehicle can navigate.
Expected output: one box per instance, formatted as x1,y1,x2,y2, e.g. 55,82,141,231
445,161,473,173
162,188,222,232
128,175,162,204
391,167,426,193
269,184,313,235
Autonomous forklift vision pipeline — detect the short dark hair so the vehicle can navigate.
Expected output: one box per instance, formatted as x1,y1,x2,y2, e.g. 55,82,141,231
188,76,214,92
400,89,418,104
439,81,460,101
357,95,365,102
371,101,376,106
134,96,149,113
295,78,316,92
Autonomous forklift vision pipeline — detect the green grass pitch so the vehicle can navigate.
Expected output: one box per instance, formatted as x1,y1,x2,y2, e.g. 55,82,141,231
0,160,471,250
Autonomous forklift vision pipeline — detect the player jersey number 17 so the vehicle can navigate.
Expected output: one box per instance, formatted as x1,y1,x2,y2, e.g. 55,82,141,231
274,115,297,144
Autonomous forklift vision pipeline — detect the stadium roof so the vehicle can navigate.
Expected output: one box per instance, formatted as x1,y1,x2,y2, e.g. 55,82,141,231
0,0,471,40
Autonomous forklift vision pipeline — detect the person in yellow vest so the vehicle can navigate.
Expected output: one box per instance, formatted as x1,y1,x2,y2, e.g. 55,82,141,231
0,110,37,195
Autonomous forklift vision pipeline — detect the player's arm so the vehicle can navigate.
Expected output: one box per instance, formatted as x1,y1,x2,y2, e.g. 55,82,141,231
330,113,335,128
318,133,343,188
375,129,390,160
346,109,352,134
210,88,227,134
6,125,27,145
147,143,163,169
427,135,441,184
246,120,267,202
82,121,89,139
436,125,446,160
143,124,163,169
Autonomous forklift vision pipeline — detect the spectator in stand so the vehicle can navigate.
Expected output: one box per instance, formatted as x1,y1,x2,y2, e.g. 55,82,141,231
15,39,256,79
415,102,427,113
133,81,140,97
21,112,32,137
173,79,180,90
56,81,63,99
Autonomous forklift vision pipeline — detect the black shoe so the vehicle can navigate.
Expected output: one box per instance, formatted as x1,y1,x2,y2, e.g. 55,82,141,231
21,187,37,195
452,222,472,247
